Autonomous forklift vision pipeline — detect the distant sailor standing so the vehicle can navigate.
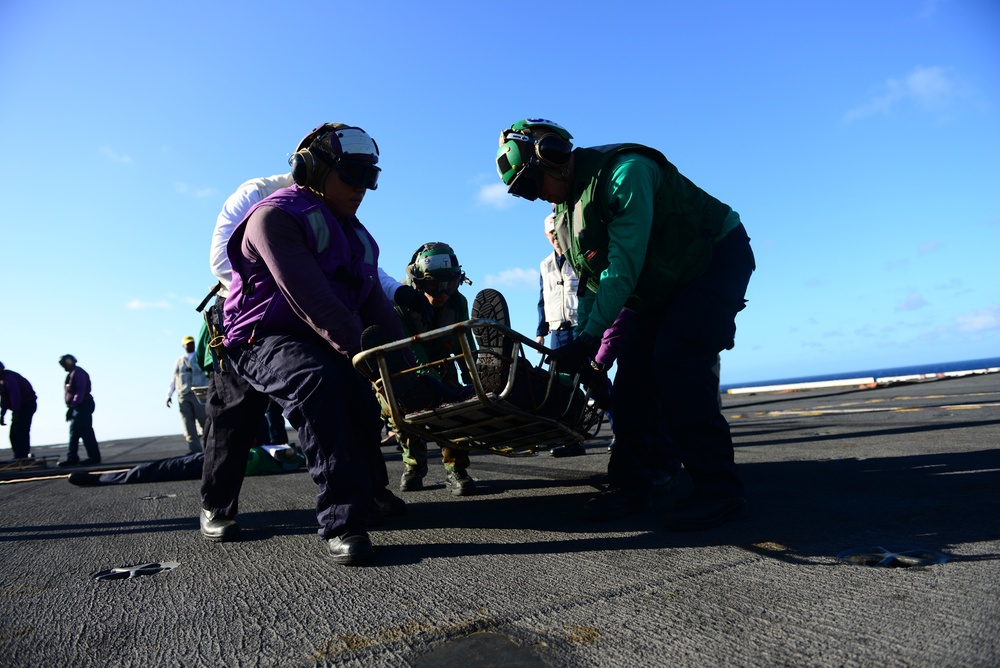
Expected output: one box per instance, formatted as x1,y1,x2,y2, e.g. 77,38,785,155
57,354,102,467
0,362,38,460
166,335,208,453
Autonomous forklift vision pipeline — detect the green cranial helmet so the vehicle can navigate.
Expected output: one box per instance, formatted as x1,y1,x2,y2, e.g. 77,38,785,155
496,119,574,200
407,242,464,282
509,118,573,141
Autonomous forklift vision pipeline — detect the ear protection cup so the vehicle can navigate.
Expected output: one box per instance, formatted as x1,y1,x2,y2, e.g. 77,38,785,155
288,148,336,188
288,149,313,187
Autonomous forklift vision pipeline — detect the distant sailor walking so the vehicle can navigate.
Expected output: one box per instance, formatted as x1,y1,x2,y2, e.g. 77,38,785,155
57,354,102,467
0,362,38,460
167,335,208,453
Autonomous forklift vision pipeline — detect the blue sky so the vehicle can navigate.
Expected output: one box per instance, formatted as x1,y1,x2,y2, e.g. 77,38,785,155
1,0,997,448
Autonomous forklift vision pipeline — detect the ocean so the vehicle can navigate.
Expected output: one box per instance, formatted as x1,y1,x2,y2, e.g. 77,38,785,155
720,356,1000,392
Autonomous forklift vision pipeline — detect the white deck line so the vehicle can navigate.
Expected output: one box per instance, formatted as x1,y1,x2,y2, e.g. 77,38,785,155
726,366,1000,395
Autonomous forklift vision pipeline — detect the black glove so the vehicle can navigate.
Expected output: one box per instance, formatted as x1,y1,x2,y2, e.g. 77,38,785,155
584,367,613,410
66,407,73,421
551,332,600,376
393,285,433,329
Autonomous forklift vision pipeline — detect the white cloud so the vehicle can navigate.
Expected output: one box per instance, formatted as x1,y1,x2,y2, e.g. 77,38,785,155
481,267,538,289
477,183,515,209
844,66,969,122
954,306,1000,333
174,182,215,198
918,241,943,254
907,66,957,106
126,299,172,310
895,291,928,312
101,146,133,164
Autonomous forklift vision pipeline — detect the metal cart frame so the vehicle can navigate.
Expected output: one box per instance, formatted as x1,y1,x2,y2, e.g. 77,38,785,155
353,318,603,457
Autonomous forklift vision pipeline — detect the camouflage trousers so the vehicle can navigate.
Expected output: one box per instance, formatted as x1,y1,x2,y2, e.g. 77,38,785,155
377,393,469,474
397,429,469,475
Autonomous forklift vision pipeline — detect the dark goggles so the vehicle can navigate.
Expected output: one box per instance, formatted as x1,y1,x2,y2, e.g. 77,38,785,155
534,134,572,167
506,162,545,201
415,276,461,296
336,160,381,190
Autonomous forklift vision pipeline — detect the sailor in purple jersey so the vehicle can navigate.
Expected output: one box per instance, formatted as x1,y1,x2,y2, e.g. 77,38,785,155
200,123,405,566
0,362,38,460
57,354,102,467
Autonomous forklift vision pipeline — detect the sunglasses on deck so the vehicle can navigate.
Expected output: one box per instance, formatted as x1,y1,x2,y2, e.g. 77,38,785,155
336,160,381,190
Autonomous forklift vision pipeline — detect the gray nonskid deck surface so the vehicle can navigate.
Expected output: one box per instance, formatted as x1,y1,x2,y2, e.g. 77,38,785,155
1,374,997,667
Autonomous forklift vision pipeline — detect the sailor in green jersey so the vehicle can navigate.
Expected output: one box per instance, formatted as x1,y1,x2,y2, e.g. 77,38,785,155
389,242,478,497
496,119,755,530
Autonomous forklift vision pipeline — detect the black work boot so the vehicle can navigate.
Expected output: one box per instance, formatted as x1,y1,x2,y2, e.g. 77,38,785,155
400,467,425,492
372,487,406,517
326,532,375,566
67,472,102,486
471,289,513,393
663,494,746,531
582,487,650,522
199,509,241,542
444,469,476,497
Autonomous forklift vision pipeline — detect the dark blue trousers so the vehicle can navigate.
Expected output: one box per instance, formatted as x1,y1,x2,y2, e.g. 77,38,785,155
200,362,271,517
67,396,101,462
225,334,383,538
9,400,36,459
263,400,289,445
102,452,205,484
200,296,273,519
610,224,755,499
549,328,575,351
